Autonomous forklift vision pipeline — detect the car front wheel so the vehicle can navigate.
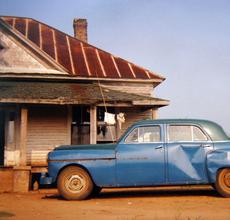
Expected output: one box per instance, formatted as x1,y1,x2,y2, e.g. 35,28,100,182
57,166,93,200
215,168,230,197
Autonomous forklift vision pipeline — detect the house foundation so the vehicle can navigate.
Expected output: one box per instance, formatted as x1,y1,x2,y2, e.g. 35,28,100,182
0,167,13,192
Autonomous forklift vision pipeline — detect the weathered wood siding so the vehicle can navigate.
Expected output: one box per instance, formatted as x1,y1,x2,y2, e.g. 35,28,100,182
102,82,154,96
0,29,47,71
27,106,70,166
0,28,63,74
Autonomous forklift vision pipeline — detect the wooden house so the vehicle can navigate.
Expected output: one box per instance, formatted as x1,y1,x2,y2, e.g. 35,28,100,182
0,16,169,192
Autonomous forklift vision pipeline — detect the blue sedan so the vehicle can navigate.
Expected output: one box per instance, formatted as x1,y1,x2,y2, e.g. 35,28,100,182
41,119,230,200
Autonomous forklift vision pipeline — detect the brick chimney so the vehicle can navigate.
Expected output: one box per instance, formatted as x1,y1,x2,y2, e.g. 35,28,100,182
73,18,88,43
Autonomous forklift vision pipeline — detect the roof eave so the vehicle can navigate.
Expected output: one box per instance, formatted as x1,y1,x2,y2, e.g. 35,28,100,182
0,98,170,107
132,100,170,107
0,73,164,84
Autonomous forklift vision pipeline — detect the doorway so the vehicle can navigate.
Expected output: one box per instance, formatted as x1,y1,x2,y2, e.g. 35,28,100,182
71,106,90,145
0,111,5,166
71,106,116,145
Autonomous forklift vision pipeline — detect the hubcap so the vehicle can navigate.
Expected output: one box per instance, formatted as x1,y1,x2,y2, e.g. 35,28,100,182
224,173,230,188
65,175,85,193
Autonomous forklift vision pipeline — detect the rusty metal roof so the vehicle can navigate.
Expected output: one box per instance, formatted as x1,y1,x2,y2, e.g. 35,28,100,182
0,16,164,81
0,81,168,106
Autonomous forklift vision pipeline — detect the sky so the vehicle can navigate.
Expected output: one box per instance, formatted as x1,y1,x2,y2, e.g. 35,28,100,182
1,0,230,133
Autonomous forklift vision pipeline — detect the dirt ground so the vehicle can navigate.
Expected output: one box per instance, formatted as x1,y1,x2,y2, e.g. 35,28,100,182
0,186,230,220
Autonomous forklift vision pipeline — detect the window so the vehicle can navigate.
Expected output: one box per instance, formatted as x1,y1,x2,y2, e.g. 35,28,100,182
193,126,208,141
126,128,138,143
168,125,208,142
125,126,161,143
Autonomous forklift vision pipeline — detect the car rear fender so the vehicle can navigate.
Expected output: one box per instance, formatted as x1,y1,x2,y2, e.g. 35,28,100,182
206,150,230,183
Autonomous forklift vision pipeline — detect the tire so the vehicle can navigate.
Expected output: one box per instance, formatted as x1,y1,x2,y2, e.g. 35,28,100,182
215,168,230,198
57,166,93,200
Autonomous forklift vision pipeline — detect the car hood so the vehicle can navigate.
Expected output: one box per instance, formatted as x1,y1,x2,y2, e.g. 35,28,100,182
48,144,116,161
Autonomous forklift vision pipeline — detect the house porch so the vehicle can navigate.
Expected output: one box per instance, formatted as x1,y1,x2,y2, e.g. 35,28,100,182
0,81,168,192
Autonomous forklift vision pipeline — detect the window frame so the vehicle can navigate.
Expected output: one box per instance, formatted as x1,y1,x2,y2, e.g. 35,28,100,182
124,125,162,144
167,124,210,143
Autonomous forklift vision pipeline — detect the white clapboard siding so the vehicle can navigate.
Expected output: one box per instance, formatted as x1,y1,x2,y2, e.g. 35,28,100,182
27,106,70,166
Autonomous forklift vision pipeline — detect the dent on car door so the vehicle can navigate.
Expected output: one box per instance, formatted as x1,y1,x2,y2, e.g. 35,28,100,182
116,125,166,186
167,124,213,184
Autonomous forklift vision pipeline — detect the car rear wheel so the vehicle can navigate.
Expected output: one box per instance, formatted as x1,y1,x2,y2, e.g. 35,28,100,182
215,168,230,197
57,166,93,200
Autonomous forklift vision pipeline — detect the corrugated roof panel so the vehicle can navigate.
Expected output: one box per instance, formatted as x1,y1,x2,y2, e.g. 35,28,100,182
0,16,165,81
54,31,72,73
28,19,40,46
15,18,26,36
131,64,149,79
69,37,88,76
3,17,13,26
98,50,120,78
114,57,134,79
83,46,104,77
148,71,162,79
41,24,55,59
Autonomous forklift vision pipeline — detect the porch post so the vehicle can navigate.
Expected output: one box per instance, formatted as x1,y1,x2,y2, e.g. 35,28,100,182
19,108,28,166
67,105,72,145
90,106,97,144
151,108,158,119
13,107,30,193
115,107,120,141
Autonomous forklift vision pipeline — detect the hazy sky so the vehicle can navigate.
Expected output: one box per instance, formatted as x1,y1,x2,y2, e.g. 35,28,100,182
1,0,230,133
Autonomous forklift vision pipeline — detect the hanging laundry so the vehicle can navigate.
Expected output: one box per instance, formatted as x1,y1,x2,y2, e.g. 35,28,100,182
104,112,116,125
117,112,125,129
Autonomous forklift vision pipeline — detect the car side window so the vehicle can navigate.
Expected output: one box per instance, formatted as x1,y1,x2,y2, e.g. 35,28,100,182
192,126,208,141
125,126,161,143
168,125,208,142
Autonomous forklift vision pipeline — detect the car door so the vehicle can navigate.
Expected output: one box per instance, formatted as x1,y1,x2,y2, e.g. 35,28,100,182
116,124,166,186
167,124,213,184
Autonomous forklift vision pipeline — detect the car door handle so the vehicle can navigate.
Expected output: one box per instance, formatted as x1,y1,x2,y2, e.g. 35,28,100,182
155,145,163,150
203,144,212,148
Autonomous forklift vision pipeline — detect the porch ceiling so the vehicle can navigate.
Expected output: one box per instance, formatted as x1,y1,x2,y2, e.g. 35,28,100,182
0,81,169,107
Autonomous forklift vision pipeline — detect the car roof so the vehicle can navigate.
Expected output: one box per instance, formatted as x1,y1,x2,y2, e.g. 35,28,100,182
133,119,214,126
132,119,229,141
